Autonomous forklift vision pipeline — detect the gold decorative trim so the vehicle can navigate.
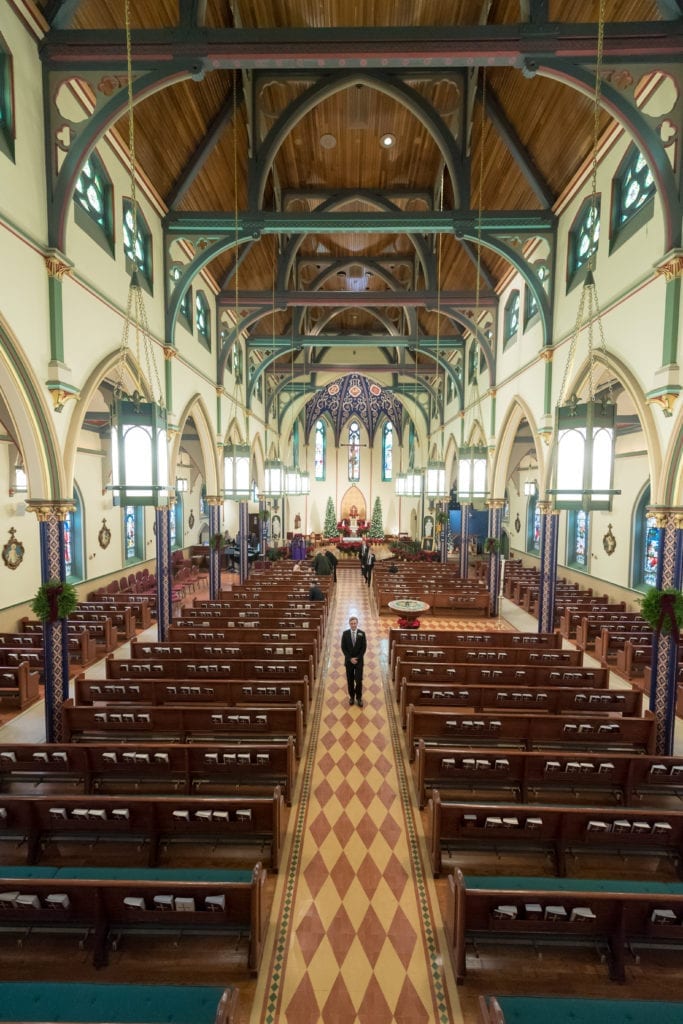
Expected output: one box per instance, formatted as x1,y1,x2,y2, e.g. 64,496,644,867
47,387,78,412
486,499,506,510
163,346,177,360
216,385,226,397
647,392,679,417
538,348,553,362
537,501,554,516
26,500,75,522
44,249,74,280
654,249,683,282
205,496,223,506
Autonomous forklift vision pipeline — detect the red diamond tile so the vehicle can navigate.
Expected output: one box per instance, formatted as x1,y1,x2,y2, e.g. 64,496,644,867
302,849,330,898
334,778,355,807
318,730,338,751
378,812,402,847
325,902,356,966
313,778,334,806
355,811,379,848
373,731,388,749
377,780,396,809
355,904,386,967
335,751,354,775
316,751,336,775
357,974,394,1023
383,852,409,900
331,810,355,847
355,752,373,776
336,731,354,750
355,731,372,750
387,905,418,968
320,974,357,1024
357,851,382,898
294,903,326,966
323,711,339,727
284,973,321,1024
355,779,376,809
328,850,356,899
308,809,333,846
394,976,430,1023
373,753,392,776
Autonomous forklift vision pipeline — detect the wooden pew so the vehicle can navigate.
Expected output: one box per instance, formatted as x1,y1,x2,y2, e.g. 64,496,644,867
406,707,656,761
0,663,40,710
170,618,323,648
72,605,136,642
0,739,296,805
595,628,653,671
20,617,110,659
131,637,320,675
414,743,683,809
0,862,267,972
396,660,609,702
388,628,562,660
0,629,95,670
391,643,584,690
400,681,642,728
0,790,284,870
616,639,654,682
427,791,683,877
574,613,647,652
61,700,305,758
85,594,153,628
377,586,490,617
446,868,683,984
74,675,311,725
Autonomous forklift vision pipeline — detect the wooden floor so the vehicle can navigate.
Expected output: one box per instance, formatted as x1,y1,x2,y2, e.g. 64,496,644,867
1,568,683,1023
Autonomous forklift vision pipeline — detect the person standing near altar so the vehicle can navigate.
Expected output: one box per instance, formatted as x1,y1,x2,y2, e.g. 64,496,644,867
364,548,376,587
359,539,370,581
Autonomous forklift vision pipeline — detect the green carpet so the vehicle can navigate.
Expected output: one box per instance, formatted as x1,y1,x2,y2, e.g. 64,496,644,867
496,996,683,1023
0,982,230,1023
466,876,683,894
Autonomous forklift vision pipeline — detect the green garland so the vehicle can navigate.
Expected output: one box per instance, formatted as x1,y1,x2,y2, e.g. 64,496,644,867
30,579,79,622
639,586,683,636
209,533,224,550
484,537,500,554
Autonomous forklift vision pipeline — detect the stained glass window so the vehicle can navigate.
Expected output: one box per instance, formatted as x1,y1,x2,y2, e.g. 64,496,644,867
170,499,178,549
382,421,393,481
503,291,520,346
124,505,142,562
233,343,242,383
468,342,478,383
123,198,153,291
170,265,192,328
64,514,73,578
524,263,549,326
568,509,589,569
615,146,656,229
64,490,84,581
0,40,15,161
292,421,299,469
643,515,659,588
348,421,360,481
526,494,540,554
196,290,210,348
569,197,600,281
314,419,326,480
74,151,113,247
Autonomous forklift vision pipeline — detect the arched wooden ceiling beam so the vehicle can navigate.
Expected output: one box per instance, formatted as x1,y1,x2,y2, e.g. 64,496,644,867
251,71,467,211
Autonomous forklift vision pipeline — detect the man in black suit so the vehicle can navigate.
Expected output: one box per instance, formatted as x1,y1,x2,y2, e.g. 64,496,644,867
340,615,367,708
364,549,376,587
324,547,338,582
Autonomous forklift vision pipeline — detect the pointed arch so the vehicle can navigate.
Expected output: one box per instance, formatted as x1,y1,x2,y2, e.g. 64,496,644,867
491,399,545,500
171,394,220,496
0,315,64,499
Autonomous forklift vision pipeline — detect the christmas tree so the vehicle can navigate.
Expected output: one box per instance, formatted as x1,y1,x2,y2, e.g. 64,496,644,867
369,496,384,538
323,496,337,537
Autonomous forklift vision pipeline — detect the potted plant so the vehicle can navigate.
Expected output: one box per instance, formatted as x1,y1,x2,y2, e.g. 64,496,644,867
484,537,500,554
259,509,271,522
435,510,449,528
209,533,224,550
639,586,683,637
31,579,79,623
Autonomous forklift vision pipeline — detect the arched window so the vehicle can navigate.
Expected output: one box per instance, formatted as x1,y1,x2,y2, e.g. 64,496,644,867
64,488,84,582
567,509,589,570
123,198,153,292
171,497,184,550
526,493,540,554
232,343,242,383
314,419,326,480
503,291,520,347
249,363,262,403
347,420,360,481
408,421,416,467
568,196,600,287
632,487,658,590
170,265,192,329
73,150,113,253
468,342,478,383
196,290,210,348
123,505,143,563
524,262,549,328
382,421,393,481
292,421,299,468
0,36,15,161
611,144,656,249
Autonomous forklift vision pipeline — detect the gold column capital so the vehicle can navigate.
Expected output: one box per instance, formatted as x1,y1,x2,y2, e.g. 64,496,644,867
44,249,74,280
654,248,683,282
27,500,75,522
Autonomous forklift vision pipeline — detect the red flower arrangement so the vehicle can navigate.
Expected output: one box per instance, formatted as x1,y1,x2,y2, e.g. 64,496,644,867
398,617,421,629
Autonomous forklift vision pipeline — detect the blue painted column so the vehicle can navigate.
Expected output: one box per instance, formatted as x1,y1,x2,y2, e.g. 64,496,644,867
486,500,505,617
29,501,73,743
648,508,683,755
155,506,173,641
439,504,449,565
536,501,559,635
459,502,471,579
238,501,249,585
207,498,222,601
259,498,267,556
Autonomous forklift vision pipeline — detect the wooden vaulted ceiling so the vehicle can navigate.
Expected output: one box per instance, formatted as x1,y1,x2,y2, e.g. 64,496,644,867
36,0,674,419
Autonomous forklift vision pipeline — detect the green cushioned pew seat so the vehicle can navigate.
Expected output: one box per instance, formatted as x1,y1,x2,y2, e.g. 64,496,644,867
496,996,683,1024
465,876,683,895
0,982,229,1023
0,867,60,878
0,866,253,883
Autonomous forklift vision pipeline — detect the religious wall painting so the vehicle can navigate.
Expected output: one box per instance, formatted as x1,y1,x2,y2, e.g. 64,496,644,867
602,523,617,556
2,527,24,570
98,519,111,549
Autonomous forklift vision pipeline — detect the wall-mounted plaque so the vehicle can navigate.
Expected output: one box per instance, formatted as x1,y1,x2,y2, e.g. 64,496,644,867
98,519,111,549
2,527,25,570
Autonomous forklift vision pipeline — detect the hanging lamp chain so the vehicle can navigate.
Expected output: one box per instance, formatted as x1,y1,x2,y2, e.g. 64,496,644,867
468,67,488,447
114,0,163,408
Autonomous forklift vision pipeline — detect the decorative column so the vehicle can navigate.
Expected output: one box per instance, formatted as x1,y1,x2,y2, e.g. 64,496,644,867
44,252,80,414
259,498,268,556
155,505,173,641
206,497,222,601
536,501,560,635
459,502,471,579
238,501,249,585
648,508,683,756
439,504,449,564
28,500,74,743
486,500,505,617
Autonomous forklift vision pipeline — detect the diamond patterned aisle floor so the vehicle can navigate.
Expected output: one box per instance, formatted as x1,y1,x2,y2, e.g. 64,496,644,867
251,572,466,1024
